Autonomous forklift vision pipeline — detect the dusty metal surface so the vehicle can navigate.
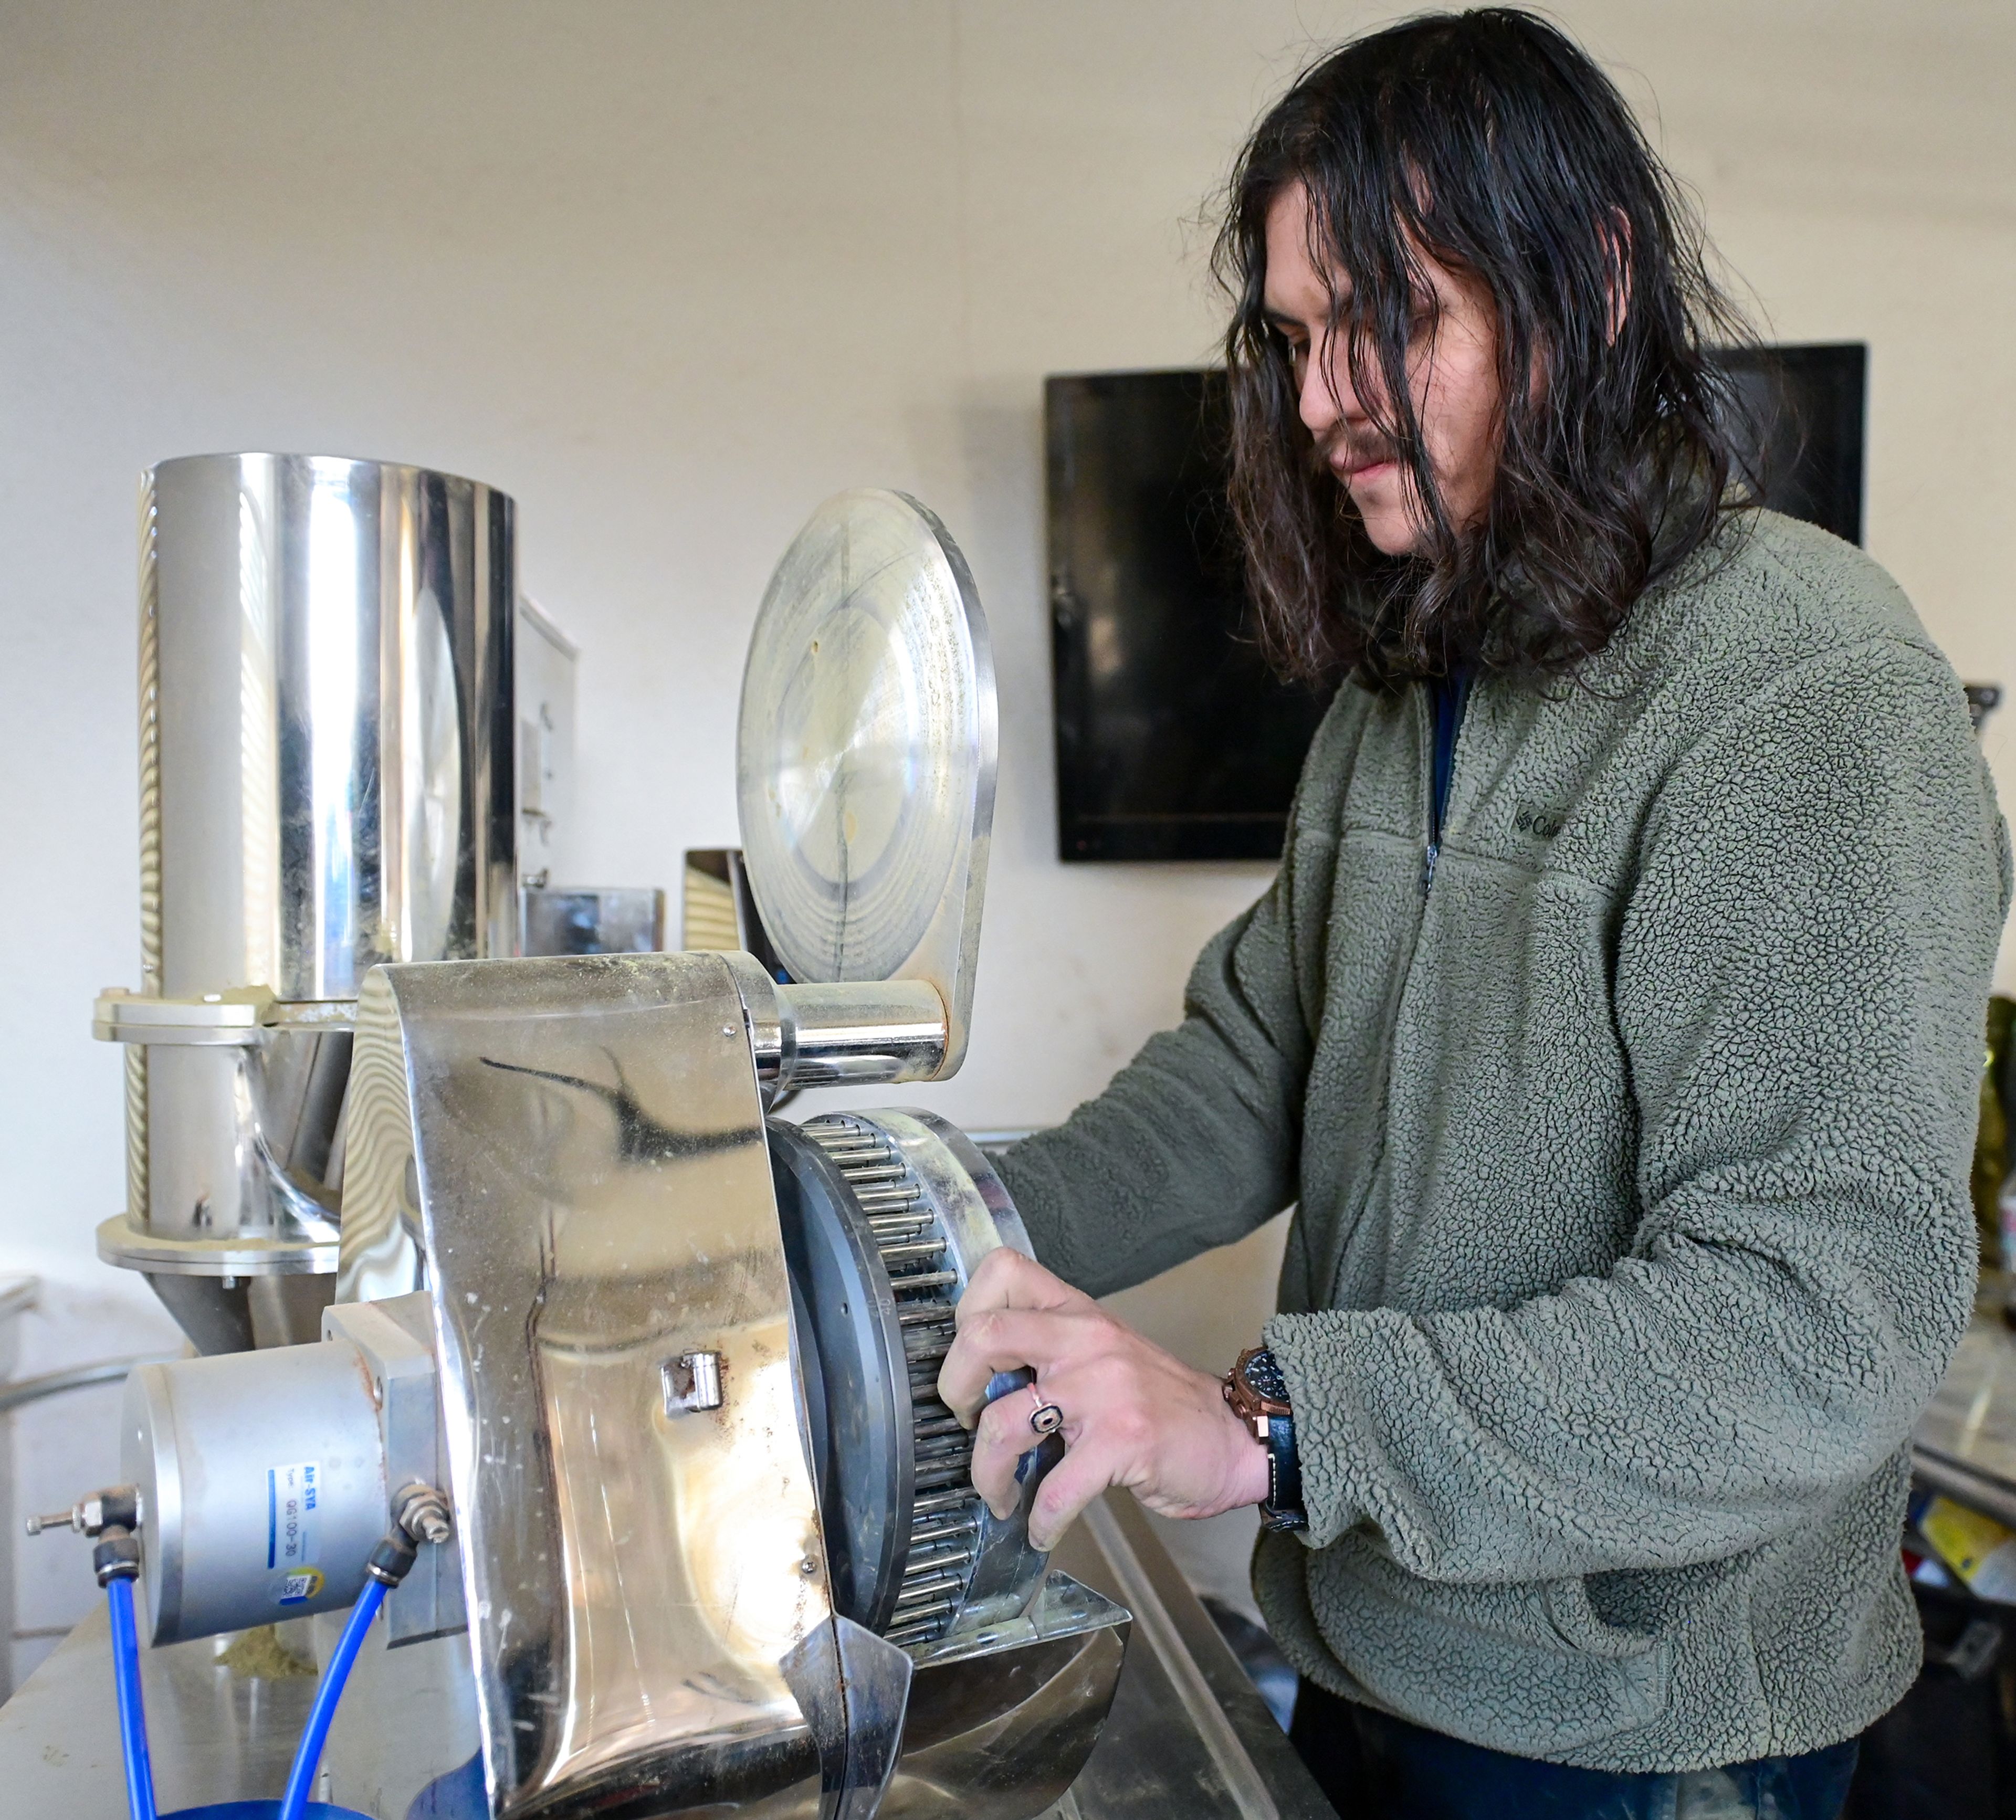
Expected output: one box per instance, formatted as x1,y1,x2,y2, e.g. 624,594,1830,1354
1049,1497,1336,1820
0,1607,318,1814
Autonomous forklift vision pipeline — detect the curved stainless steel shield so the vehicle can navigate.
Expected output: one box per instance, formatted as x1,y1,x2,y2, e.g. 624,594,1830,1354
735,491,995,1078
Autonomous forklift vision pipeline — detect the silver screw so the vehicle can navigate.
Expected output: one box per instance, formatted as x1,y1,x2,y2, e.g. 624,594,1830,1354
393,1483,454,1547
26,1486,133,1539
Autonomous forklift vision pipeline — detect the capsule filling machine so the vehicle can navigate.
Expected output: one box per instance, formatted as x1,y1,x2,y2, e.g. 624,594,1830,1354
58,460,1131,1819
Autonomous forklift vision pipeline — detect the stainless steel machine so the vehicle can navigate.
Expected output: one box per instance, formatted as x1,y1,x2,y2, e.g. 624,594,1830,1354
41,468,1137,1819
93,453,517,1354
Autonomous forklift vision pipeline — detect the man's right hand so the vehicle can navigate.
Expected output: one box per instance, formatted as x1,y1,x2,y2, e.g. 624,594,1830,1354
936,1247,1271,1552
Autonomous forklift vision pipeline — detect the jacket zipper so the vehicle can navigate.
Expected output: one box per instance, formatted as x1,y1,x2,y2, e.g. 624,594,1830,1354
1422,669,1472,892
1318,672,1471,1308
1327,676,1469,1308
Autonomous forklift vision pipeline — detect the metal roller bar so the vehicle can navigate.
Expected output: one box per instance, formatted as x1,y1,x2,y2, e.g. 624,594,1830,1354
911,1491,979,1518
916,1465,974,1491
856,1188,926,1212
896,1575,965,1606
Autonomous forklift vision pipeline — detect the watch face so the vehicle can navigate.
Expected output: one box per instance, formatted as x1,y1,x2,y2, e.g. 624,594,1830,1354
1240,1348,1289,1407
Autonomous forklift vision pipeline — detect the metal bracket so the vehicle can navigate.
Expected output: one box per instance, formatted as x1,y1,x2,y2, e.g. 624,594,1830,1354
1928,1615,2003,1682
93,986,356,1046
323,1293,465,1647
662,1350,723,1415
374,949,832,1811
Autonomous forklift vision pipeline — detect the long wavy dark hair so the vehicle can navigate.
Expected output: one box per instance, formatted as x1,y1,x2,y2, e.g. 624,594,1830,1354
1215,9,1761,686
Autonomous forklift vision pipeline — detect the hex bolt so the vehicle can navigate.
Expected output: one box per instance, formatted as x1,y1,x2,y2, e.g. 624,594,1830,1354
393,1482,454,1548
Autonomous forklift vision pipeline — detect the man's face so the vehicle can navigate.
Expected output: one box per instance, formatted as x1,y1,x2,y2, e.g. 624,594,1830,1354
1262,181,1502,558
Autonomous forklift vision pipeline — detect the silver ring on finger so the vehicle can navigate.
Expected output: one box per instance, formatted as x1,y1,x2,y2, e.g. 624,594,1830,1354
1027,1386,1064,1437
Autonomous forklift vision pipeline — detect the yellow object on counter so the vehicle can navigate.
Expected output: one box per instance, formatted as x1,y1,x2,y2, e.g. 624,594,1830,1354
1977,995,2016,1268
1919,1495,2016,1602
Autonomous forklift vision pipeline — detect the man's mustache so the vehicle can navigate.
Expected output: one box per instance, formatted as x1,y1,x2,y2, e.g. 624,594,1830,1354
1311,428,1400,475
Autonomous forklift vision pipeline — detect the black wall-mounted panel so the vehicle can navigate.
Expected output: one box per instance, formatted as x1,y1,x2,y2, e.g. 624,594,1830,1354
1718,342,1867,546
1047,370,1332,862
1047,346,1866,864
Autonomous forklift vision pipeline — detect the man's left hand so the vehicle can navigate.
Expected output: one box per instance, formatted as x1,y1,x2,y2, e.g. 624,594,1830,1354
936,1247,1272,1551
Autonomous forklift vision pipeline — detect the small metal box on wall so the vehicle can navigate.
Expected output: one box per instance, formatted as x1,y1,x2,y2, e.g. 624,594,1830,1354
513,596,677,957
520,885,665,955
516,594,576,889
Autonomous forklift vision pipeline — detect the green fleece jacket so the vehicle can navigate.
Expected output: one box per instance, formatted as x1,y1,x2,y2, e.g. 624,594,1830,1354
999,510,2011,1772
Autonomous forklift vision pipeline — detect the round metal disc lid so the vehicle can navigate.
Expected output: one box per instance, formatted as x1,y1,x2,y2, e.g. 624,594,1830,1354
737,490,994,989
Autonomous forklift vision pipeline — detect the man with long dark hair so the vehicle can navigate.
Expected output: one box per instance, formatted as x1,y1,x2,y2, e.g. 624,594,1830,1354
936,10,2010,1817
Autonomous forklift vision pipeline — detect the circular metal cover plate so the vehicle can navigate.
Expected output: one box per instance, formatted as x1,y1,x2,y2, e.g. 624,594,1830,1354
737,491,990,987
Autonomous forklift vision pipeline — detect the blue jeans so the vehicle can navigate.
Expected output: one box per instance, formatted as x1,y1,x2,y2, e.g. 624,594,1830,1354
1288,1682,1861,1819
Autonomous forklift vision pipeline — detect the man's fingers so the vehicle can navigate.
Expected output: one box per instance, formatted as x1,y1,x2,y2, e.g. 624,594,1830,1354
936,1306,1081,1423
938,1253,1102,1426
969,1388,1121,1547
937,1285,1255,1553
1025,1435,1121,1553
954,1246,1087,1323
967,1388,1040,1518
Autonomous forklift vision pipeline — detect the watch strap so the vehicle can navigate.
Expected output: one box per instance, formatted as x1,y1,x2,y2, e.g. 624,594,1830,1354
1226,1346,1306,1533
1261,1409,1306,1533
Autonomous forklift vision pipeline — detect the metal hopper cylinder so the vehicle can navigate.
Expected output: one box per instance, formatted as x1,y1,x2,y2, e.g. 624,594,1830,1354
96,454,516,1352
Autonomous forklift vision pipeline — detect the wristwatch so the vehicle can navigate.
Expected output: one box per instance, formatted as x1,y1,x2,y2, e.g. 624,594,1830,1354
1223,1346,1307,1533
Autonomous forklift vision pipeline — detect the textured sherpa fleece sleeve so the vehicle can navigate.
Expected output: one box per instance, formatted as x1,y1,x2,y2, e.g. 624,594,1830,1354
1266,637,2010,1580
996,838,1315,1298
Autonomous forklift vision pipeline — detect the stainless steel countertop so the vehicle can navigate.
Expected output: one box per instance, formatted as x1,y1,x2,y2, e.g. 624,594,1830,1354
0,1490,1337,1819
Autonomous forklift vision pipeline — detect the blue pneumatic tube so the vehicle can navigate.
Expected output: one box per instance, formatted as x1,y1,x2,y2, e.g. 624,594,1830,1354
106,1574,158,1820
276,1575,388,1820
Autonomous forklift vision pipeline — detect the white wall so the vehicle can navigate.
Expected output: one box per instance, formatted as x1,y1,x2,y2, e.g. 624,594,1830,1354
1,0,2010,1660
